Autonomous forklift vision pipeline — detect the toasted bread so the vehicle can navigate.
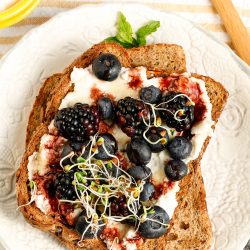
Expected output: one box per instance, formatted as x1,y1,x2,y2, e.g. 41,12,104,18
16,42,228,250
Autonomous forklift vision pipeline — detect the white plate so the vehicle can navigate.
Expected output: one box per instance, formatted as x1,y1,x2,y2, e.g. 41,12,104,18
0,4,249,250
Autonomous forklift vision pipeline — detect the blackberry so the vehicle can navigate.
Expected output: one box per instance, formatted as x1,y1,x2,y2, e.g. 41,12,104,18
54,103,100,142
116,97,150,137
110,195,131,217
159,92,194,131
54,172,77,200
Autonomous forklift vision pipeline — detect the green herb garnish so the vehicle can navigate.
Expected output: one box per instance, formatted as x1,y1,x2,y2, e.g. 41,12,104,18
104,12,160,48
136,20,161,46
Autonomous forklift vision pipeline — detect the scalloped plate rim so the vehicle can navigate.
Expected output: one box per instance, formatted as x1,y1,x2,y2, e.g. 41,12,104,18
0,3,249,250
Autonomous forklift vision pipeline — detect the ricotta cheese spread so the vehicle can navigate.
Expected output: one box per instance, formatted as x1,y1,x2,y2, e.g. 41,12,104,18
27,135,52,181
35,194,51,214
27,65,213,249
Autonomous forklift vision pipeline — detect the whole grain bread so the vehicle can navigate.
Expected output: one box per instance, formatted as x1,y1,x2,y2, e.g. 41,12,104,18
16,42,228,250
128,44,186,74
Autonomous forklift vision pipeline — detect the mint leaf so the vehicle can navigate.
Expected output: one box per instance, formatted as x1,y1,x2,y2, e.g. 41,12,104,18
136,20,160,46
104,36,119,43
116,12,133,44
105,36,135,49
103,13,160,48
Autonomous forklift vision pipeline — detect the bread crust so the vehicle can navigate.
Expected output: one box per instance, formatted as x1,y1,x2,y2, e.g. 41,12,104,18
17,42,228,250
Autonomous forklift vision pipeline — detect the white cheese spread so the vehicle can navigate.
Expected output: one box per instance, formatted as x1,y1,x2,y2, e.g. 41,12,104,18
188,76,213,160
27,134,52,181
155,182,180,218
104,222,137,250
122,229,138,250
35,194,51,214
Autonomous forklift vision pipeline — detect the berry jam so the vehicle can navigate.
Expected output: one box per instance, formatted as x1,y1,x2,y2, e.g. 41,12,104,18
194,96,207,122
153,180,174,199
128,68,142,89
98,120,113,134
34,172,59,213
43,135,66,165
58,203,74,226
90,86,115,102
102,227,120,242
115,152,130,170
159,76,176,91
160,75,207,123
126,234,143,246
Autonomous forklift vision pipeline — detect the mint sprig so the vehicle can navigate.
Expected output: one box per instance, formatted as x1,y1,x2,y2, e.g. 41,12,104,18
116,12,133,44
136,20,160,46
104,12,160,48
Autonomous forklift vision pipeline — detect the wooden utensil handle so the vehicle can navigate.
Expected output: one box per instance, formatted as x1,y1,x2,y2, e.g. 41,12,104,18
211,0,250,65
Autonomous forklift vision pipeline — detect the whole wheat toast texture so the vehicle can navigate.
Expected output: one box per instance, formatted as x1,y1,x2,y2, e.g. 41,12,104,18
17,42,228,250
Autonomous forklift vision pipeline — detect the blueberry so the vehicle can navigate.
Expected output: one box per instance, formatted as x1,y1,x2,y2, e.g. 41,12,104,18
94,133,118,160
167,136,192,160
140,183,155,202
145,127,169,153
60,143,75,166
139,85,162,104
138,206,169,239
75,215,104,238
92,53,121,81
70,141,86,152
126,138,152,165
127,165,152,181
61,141,91,165
164,160,188,181
97,97,114,120
68,140,92,161
80,140,92,160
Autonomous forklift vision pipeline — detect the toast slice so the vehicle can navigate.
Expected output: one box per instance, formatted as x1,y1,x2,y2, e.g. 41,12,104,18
17,42,228,250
